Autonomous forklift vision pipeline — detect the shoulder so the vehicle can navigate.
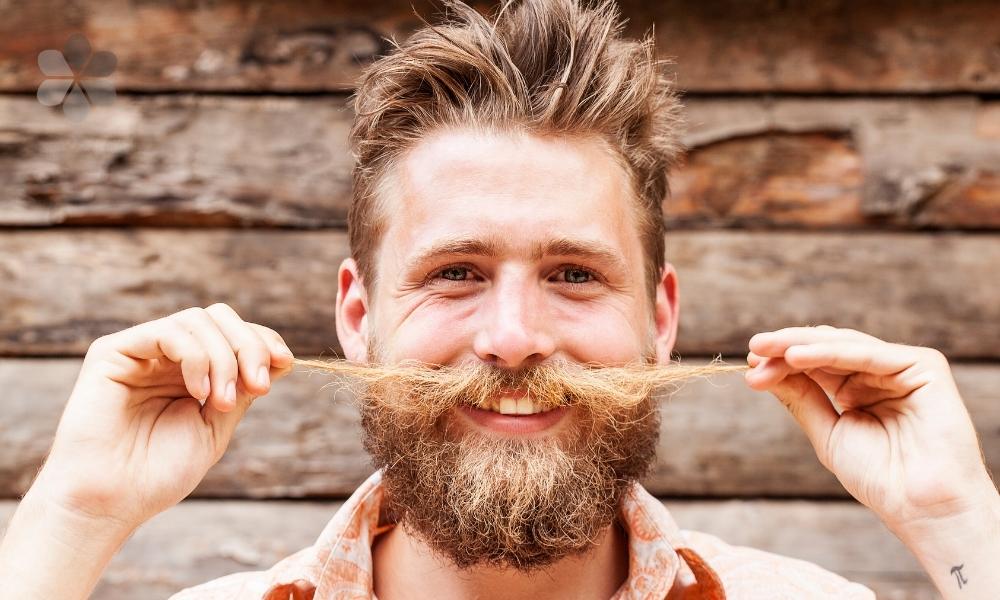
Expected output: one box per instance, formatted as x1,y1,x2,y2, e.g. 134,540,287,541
165,545,319,600
166,571,268,600
680,528,877,600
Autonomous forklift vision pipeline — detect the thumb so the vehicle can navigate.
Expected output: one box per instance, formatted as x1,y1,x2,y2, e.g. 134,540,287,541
766,372,839,468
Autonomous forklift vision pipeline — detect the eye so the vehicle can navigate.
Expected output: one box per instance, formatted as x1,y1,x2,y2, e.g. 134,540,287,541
426,264,478,286
552,265,600,287
439,266,471,281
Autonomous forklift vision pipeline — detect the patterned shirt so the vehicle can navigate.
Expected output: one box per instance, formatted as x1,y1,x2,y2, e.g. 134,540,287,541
168,470,876,599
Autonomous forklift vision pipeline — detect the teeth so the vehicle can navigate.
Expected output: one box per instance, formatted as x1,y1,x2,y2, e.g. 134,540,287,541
484,396,555,416
499,398,518,415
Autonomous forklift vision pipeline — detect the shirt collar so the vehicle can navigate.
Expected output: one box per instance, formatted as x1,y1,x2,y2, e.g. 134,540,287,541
262,470,726,600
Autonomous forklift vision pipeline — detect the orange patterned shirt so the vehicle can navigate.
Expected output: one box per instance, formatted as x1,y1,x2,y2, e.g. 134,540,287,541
169,470,876,599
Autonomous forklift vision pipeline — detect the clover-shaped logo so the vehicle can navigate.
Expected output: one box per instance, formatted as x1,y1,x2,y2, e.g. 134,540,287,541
37,33,117,121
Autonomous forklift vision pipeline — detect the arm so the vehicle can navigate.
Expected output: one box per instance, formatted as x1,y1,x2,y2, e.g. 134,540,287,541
745,326,999,600
0,480,136,599
893,484,1000,600
0,304,294,599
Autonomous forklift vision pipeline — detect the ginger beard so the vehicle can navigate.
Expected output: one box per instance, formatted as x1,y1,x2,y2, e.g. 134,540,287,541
359,337,661,571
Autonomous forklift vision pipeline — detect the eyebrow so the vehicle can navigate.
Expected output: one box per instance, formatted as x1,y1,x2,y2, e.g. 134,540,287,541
403,234,629,274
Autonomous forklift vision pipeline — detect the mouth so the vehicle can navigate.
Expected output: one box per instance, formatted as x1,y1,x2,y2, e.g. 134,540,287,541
457,390,569,435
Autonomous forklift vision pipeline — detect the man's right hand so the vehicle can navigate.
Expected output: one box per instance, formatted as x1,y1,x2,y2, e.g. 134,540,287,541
30,303,295,532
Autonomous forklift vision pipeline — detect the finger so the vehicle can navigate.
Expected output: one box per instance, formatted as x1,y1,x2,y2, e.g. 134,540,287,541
110,319,211,401
766,372,839,468
745,355,794,390
783,340,918,376
246,322,295,371
171,308,239,412
749,325,876,358
200,361,288,447
205,303,273,397
748,349,854,401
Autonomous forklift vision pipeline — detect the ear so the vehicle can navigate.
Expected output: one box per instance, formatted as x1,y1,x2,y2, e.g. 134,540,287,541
335,257,370,363
652,262,680,365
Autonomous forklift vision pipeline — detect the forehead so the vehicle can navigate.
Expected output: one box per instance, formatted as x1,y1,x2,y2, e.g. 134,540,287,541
380,128,641,265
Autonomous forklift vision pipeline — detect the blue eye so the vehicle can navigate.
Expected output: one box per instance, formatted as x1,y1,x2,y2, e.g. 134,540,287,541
562,267,594,284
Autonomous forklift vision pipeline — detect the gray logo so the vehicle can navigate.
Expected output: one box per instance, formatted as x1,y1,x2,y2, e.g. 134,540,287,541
37,33,117,121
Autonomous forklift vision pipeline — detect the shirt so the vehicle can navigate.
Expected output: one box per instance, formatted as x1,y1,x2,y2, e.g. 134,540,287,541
168,470,876,599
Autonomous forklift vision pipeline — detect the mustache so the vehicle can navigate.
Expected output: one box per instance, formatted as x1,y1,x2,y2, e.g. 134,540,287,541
291,356,749,422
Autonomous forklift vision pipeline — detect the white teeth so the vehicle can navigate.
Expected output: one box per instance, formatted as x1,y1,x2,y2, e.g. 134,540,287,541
515,398,533,415
499,398,518,415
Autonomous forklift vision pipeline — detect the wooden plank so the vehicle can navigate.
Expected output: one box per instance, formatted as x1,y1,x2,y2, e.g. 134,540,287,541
3,358,997,500
677,98,1000,229
2,96,997,229
1,0,999,93
1,229,997,357
0,96,355,227
0,498,936,599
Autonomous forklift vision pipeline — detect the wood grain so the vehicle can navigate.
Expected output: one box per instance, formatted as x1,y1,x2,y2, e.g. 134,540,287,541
3,358,996,500
3,96,998,228
2,229,997,357
0,498,935,599
1,0,998,93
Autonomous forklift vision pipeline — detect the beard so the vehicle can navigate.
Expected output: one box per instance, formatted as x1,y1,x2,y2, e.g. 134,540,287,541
358,339,661,571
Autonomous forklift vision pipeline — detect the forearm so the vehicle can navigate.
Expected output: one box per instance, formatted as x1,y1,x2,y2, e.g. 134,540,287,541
0,484,136,599
893,488,1000,600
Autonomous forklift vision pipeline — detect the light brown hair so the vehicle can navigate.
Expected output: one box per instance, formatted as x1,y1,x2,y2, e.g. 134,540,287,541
347,0,684,302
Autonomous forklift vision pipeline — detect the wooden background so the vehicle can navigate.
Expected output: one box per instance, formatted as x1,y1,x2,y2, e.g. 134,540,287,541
1,1,999,598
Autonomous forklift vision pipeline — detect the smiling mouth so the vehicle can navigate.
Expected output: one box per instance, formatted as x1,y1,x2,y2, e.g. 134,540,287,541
478,395,559,415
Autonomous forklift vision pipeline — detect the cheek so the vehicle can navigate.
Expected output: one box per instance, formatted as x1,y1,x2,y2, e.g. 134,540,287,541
386,297,479,364
549,300,645,363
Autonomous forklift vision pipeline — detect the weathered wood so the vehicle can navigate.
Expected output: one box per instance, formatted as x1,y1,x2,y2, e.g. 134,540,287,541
0,498,935,599
0,96,354,227
2,96,998,228
2,0,999,93
3,358,997,501
2,229,998,357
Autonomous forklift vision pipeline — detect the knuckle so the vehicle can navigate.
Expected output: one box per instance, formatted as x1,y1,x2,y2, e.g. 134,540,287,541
86,333,111,355
206,302,238,318
923,346,949,365
178,305,207,319
172,307,208,328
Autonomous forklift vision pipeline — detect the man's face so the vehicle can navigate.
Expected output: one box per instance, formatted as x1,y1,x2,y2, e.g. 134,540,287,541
337,128,679,570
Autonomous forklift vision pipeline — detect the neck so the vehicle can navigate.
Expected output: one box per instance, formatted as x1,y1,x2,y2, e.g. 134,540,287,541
372,518,630,600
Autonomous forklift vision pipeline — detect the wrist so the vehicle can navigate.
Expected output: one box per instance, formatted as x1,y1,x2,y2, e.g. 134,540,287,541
22,481,139,544
887,489,1000,600
883,476,1000,544
0,484,136,599
29,461,145,534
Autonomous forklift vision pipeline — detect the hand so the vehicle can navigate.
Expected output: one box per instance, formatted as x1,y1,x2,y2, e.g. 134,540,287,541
745,325,998,534
31,303,295,532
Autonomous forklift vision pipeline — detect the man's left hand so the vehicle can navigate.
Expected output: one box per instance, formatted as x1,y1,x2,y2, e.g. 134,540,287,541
745,325,998,534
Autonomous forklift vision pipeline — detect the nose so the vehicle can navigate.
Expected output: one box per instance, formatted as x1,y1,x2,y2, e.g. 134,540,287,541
472,266,556,369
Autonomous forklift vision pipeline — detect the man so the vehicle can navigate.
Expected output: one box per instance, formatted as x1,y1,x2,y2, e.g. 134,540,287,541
1,0,998,599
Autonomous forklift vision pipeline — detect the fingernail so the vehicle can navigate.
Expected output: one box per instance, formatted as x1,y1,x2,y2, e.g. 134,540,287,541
201,375,211,399
225,380,236,405
257,365,270,388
